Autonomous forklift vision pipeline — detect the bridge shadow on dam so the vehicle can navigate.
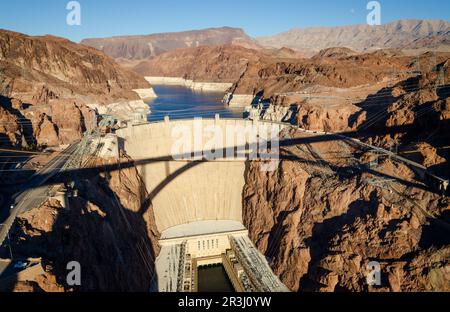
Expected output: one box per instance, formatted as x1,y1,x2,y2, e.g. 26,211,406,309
3,119,450,193
0,172,158,291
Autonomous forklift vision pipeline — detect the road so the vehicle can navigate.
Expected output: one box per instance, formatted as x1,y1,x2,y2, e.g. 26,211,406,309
0,143,79,247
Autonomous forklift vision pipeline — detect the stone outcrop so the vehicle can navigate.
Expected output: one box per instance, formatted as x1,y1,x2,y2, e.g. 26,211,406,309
295,101,362,132
0,156,160,292
0,29,152,105
243,128,450,292
29,113,59,147
0,29,156,147
133,45,262,83
132,88,157,99
0,104,24,147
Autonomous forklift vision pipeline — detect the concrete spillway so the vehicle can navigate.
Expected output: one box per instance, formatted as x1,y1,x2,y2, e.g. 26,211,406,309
116,118,284,233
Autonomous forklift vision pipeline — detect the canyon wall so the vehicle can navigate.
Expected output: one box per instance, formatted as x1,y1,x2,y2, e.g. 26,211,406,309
243,128,450,292
0,30,151,105
0,96,97,148
0,29,156,148
0,156,160,291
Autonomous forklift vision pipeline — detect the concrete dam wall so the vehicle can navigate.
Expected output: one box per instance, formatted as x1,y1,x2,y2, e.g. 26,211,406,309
116,118,284,233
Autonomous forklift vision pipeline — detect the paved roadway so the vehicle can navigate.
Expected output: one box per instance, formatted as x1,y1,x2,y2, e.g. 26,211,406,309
0,143,79,246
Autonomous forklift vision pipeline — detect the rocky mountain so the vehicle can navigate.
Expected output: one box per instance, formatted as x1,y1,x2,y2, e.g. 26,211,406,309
229,48,414,96
403,32,450,53
249,50,450,173
0,29,152,148
131,44,270,81
257,19,450,55
81,27,259,60
243,131,449,291
0,29,150,105
131,44,316,80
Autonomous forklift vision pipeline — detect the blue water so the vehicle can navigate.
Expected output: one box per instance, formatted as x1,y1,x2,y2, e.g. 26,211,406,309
147,85,245,122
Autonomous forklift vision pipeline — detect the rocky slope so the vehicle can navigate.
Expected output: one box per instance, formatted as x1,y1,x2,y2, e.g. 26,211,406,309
241,52,450,292
0,102,24,147
0,29,150,105
0,29,153,148
250,51,450,171
131,44,268,81
257,19,450,55
135,43,403,94
404,31,450,50
81,27,259,60
243,129,450,292
230,48,413,97
350,56,450,174
0,156,160,292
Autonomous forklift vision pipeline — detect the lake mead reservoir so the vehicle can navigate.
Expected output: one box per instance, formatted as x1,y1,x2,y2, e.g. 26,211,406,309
147,85,245,121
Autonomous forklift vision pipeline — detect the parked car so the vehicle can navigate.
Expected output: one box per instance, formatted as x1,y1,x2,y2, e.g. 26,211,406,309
13,260,29,270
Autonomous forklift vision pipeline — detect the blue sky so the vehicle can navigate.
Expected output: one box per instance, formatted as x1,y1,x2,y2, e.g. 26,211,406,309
0,0,449,42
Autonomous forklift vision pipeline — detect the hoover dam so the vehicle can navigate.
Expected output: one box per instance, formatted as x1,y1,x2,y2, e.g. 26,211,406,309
111,109,449,292
115,117,289,292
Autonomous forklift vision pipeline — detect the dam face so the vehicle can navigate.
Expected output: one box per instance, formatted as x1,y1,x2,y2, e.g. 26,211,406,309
116,118,283,233
116,118,289,292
